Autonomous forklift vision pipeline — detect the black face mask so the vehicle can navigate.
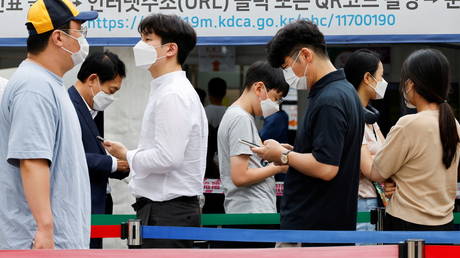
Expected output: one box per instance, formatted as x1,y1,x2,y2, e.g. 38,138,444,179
363,105,380,124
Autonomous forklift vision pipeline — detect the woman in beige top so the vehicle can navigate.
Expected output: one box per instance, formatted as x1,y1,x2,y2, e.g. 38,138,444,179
344,49,388,231
365,49,459,231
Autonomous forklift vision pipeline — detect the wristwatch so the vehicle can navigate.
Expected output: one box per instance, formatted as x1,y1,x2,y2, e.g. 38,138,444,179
280,150,292,165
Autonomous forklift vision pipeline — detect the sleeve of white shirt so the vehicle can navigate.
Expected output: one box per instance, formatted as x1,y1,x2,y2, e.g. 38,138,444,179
111,156,117,173
126,93,191,176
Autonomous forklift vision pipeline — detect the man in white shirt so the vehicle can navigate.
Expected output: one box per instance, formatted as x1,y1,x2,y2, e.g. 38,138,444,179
104,13,208,248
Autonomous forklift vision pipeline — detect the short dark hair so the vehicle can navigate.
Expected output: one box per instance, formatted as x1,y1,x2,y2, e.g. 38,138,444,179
208,77,227,100
401,49,458,169
267,20,328,68
77,51,126,83
26,22,70,55
138,14,196,65
244,61,289,97
344,49,381,90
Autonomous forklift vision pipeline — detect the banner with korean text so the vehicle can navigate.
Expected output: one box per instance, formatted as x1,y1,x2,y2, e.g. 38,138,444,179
0,0,459,46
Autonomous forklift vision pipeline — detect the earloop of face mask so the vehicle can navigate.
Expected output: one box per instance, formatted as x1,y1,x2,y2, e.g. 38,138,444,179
91,78,115,111
133,40,168,70
59,30,89,66
368,74,388,100
403,82,416,109
259,86,280,118
283,50,308,90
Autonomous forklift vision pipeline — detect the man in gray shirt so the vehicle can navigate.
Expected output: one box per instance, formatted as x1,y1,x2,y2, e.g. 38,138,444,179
0,0,97,249
218,61,289,213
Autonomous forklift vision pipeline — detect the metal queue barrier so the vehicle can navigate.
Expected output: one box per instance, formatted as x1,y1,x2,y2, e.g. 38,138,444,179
90,212,460,258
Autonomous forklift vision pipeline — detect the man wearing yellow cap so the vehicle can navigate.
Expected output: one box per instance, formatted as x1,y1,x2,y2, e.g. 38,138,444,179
0,0,97,249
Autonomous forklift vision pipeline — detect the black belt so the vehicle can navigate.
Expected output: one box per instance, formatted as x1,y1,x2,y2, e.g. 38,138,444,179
132,195,198,211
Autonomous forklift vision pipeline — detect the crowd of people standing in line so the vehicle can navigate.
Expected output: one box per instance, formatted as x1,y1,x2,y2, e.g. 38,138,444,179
0,0,458,250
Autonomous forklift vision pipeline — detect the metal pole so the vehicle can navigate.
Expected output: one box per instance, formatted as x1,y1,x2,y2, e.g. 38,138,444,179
405,239,425,258
376,207,385,231
127,219,142,248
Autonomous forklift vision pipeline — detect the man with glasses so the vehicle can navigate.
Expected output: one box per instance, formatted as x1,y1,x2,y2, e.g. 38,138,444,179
0,0,97,249
217,61,289,216
252,20,364,246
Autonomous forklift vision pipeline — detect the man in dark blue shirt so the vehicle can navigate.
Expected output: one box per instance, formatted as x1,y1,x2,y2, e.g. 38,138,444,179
253,20,364,240
260,110,289,144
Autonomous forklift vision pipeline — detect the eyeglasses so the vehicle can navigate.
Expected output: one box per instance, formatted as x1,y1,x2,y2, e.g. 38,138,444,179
60,26,88,38
275,98,284,105
282,51,302,71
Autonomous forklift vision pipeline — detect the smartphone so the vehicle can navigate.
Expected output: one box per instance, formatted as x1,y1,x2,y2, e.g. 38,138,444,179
238,139,260,148
96,136,105,142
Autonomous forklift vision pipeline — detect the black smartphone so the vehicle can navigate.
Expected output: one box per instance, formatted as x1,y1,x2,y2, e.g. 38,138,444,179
96,136,105,142
238,139,260,148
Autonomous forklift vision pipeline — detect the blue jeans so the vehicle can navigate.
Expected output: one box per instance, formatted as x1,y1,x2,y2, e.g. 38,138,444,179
356,198,378,231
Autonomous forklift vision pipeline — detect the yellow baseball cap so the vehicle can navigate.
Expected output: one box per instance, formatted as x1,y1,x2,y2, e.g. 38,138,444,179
26,0,98,35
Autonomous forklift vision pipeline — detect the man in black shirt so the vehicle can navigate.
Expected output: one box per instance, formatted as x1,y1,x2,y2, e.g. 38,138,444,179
253,20,364,243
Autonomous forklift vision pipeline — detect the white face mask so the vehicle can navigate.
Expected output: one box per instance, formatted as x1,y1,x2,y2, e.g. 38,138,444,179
260,87,280,118
283,51,308,90
369,75,388,100
91,79,115,111
132,40,166,70
61,32,89,66
403,88,416,109
283,67,307,90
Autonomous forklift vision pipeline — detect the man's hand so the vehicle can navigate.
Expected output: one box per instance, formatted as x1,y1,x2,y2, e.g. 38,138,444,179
251,139,288,164
281,143,294,151
117,160,130,172
384,179,396,199
33,227,54,249
103,141,128,161
277,164,289,173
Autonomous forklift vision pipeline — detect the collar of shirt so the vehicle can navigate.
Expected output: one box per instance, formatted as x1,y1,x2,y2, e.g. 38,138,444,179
151,70,186,90
78,89,98,119
24,60,63,85
308,69,346,99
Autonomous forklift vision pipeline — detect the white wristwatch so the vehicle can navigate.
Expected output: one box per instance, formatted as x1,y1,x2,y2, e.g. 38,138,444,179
280,150,292,165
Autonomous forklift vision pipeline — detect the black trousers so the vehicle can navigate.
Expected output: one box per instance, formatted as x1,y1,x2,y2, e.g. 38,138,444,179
384,213,454,231
90,194,113,249
133,196,201,248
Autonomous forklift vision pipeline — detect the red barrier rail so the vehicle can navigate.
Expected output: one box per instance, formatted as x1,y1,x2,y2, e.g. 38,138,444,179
426,245,460,258
90,225,121,238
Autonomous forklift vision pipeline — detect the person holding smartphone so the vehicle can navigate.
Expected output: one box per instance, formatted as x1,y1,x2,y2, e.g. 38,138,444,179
252,21,364,247
102,14,207,248
68,51,130,248
217,61,289,214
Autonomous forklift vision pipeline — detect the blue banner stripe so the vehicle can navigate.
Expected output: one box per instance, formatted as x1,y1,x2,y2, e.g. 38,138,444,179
1,34,460,47
142,226,460,244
